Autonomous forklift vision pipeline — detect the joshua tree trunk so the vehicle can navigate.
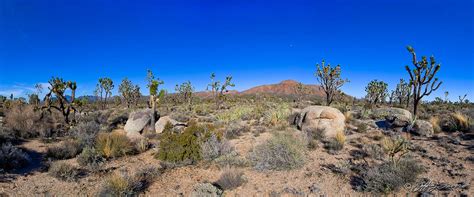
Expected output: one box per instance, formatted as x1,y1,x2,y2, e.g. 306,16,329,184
150,95,156,132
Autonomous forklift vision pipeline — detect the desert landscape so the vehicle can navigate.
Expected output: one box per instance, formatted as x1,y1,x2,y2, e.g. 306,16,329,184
1,1,473,196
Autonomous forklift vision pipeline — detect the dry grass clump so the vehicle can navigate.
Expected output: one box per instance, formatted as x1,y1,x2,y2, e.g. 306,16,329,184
48,162,80,181
248,132,305,171
440,112,470,132
4,105,45,138
324,131,346,153
46,140,82,160
201,134,234,161
264,103,291,126
0,143,30,172
429,116,442,133
214,168,246,190
95,132,133,158
99,166,161,196
77,147,105,171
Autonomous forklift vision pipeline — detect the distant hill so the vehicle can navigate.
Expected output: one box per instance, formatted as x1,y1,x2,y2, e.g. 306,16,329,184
241,80,325,96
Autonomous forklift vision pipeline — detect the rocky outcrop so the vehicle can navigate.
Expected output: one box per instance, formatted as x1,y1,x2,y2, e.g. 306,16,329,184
411,120,434,137
155,116,186,133
373,108,413,128
292,106,345,138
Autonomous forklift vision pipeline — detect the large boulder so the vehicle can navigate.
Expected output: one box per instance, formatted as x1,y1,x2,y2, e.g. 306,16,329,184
124,109,157,135
373,108,413,128
155,116,185,133
292,106,345,138
410,120,434,137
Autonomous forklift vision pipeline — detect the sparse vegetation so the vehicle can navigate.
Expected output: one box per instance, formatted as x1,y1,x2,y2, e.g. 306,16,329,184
248,132,305,171
95,132,133,158
215,168,246,190
0,143,30,172
77,147,105,171
48,162,80,181
46,140,82,160
100,166,161,196
201,134,234,161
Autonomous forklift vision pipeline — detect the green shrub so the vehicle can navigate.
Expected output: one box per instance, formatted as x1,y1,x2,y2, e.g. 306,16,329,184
95,132,133,158
214,168,246,190
360,158,424,193
156,121,216,164
77,147,105,171
248,132,305,171
0,143,30,172
46,140,82,160
48,162,80,181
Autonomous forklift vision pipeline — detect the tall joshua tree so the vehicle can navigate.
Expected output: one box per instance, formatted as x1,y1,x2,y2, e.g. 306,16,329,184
365,80,388,106
405,46,442,117
147,70,164,132
41,77,77,124
96,78,114,109
315,60,349,106
207,73,235,109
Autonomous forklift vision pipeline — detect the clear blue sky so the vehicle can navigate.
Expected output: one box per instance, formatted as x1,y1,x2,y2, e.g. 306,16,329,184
1,0,473,101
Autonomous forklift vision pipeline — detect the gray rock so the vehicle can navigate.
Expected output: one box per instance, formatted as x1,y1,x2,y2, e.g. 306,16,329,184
293,106,346,138
124,109,156,135
373,107,413,128
411,120,434,137
155,116,185,133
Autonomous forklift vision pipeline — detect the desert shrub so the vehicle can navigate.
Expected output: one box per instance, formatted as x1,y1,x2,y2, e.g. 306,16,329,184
224,122,250,139
215,152,249,168
360,158,424,193
429,116,442,133
440,112,470,132
324,131,346,153
191,183,223,197
4,105,42,138
214,168,246,190
95,132,133,158
77,147,105,171
248,132,305,171
48,162,80,181
363,144,385,160
381,137,409,163
0,143,30,172
134,138,150,153
70,120,100,148
99,166,160,196
264,103,291,126
156,121,215,164
216,105,254,123
356,122,368,133
171,113,190,123
303,128,326,150
46,140,82,160
202,134,234,161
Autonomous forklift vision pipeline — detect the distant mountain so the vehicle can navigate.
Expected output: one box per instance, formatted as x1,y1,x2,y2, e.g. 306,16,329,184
241,80,325,96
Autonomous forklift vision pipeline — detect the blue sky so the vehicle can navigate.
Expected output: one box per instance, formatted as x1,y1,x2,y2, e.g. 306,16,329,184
1,0,473,101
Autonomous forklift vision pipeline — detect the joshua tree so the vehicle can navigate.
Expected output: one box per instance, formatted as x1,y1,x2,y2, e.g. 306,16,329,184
41,77,78,124
207,73,235,109
315,60,349,106
295,82,308,102
119,78,139,108
393,79,411,107
365,80,388,106
146,70,164,132
96,78,114,109
405,46,442,117
458,94,467,104
175,81,194,110
132,85,141,107
388,90,395,105
444,91,449,103
28,93,40,107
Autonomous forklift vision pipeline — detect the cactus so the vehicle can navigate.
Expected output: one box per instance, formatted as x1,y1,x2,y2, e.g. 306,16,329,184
207,73,235,109
365,80,388,106
315,60,349,106
146,70,164,132
405,46,442,117
41,77,78,124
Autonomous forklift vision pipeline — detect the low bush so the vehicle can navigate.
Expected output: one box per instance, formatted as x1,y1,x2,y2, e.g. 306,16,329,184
214,168,246,190
48,162,80,181
95,132,133,158
440,112,470,132
134,138,150,153
324,131,346,153
77,147,105,171
224,122,250,139
99,166,161,196
202,134,234,161
248,132,305,171
70,120,100,148
0,143,30,172
215,152,248,168
264,103,291,126
359,158,424,193
156,121,216,164
46,140,82,160
4,105,43,138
